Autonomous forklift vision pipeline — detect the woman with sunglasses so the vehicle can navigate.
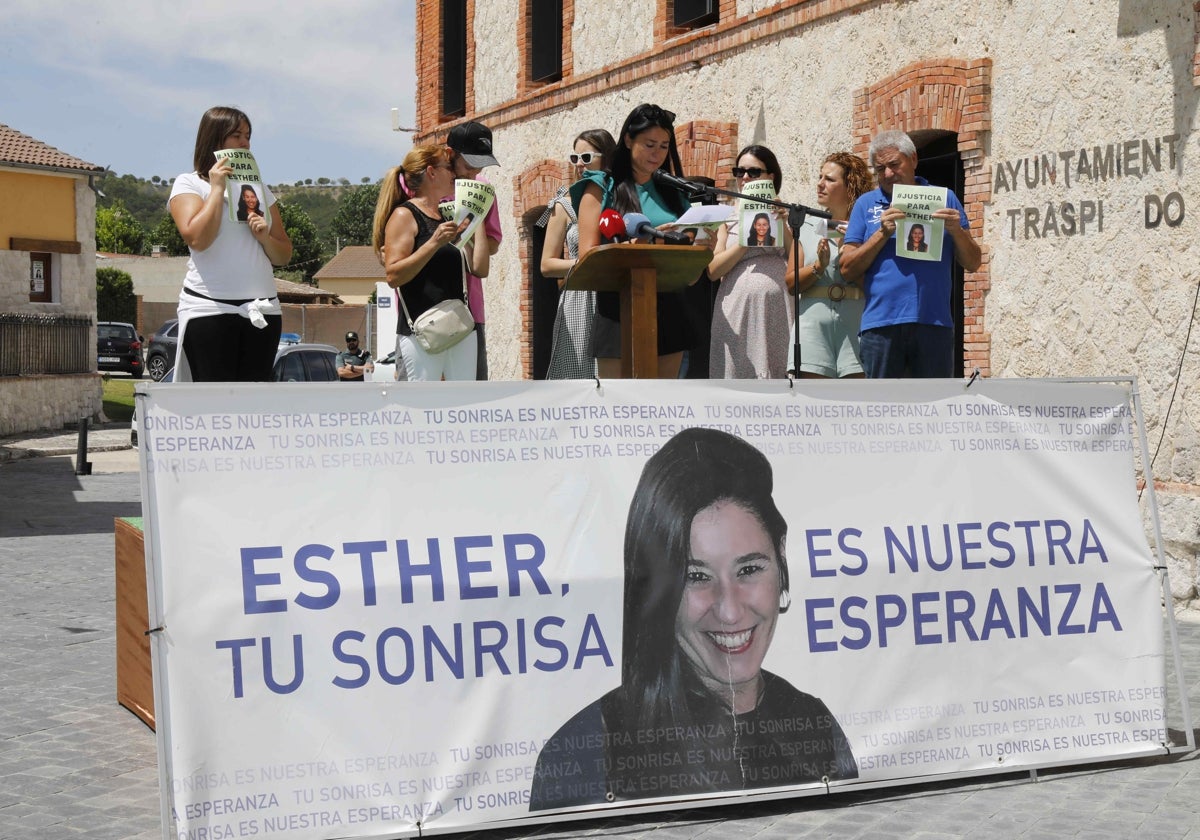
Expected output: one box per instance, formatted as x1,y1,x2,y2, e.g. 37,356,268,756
787,152,874,378
538,129,616,379
371,145,491,381
571,103,700,379
707,145,793,379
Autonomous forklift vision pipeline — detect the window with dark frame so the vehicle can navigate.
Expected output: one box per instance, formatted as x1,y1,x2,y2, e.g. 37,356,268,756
530,0,563,84
441,0,467,118
673,0,718,28
29,252,52,303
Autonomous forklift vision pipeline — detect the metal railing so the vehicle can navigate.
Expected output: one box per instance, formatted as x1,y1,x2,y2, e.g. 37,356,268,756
0,313,93,376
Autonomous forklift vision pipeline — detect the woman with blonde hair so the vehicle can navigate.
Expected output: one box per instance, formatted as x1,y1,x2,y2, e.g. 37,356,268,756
787,151,874,378
373,145,490,381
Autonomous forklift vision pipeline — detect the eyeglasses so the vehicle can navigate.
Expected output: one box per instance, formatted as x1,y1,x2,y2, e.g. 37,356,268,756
732,167,767,179
568,152,599,166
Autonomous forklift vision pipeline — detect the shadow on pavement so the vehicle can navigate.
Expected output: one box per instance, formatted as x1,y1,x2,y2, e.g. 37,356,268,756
0,456,142,538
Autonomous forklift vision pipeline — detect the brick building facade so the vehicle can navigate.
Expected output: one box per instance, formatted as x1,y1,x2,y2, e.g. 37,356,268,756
411,0,1200,605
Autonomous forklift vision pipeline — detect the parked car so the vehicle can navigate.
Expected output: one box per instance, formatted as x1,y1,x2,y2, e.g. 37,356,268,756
273,343,339,382
144,319,179,382
132,344,340,446
97,321,144,378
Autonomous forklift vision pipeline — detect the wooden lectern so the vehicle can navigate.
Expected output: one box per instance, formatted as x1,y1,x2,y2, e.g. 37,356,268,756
565,243,712,378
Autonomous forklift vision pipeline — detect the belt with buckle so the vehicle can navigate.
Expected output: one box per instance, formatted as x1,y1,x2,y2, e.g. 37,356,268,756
805,283,863,302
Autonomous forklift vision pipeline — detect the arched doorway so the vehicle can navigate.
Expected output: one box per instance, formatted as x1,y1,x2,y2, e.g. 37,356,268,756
911,129,967,378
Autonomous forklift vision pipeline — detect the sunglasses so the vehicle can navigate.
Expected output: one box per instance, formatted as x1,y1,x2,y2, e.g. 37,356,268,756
638,104,676,124
732,166,767,179
568,152,600,166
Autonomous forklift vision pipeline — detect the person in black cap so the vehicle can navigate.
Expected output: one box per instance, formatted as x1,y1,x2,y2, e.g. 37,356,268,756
335,330,373,381
447,121,503,380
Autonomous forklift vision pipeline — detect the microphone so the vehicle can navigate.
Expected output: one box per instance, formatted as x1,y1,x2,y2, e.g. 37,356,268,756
651,168,706,197
622,212,693,245
598,208,628,242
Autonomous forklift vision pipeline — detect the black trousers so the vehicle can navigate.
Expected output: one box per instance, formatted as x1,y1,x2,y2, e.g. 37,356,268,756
182,313,283,382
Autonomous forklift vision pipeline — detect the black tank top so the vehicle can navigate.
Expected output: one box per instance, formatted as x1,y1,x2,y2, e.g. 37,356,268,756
396,202,464,336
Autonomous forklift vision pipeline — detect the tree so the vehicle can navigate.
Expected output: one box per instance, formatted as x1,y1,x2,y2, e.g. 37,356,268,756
278,189,339,251
96,172,170,227
96,200,147,254
277,200,324,282
148,214,189,256
330,182,381,247
96,267,137,323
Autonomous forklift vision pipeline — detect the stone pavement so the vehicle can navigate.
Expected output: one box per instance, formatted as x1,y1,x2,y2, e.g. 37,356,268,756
1,440,1199,839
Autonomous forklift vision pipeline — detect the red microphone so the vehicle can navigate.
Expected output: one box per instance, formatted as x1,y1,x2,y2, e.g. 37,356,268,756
598,208,628,243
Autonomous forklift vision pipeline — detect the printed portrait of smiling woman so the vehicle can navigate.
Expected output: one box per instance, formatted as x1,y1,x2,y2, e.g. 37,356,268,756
906,222,928,252
530,427,858,811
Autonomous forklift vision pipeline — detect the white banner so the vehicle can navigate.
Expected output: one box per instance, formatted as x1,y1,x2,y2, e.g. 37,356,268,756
140,379,1166,839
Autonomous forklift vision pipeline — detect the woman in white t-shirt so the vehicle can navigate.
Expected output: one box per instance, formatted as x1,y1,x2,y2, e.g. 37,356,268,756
169,106,293,381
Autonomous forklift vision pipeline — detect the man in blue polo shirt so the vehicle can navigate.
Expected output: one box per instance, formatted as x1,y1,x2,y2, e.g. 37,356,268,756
840,130,981,378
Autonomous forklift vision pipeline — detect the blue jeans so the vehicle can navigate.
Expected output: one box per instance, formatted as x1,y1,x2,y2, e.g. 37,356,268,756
860,323,954,378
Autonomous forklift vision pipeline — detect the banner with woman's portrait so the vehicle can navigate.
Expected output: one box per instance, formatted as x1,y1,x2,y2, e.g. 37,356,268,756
138,378,1179,839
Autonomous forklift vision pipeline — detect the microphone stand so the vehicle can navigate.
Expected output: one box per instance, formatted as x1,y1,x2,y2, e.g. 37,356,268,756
674,178,828,377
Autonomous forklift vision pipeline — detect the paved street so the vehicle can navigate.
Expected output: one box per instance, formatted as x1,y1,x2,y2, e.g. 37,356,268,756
1,438,1199,839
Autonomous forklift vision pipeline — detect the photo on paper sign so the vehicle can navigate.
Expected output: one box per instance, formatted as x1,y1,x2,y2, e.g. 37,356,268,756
741,209,782,247
738,178,781,247
451,179,496,251
213,148,271,232
891,184,947,261
452,212,477,246
896,220,942,261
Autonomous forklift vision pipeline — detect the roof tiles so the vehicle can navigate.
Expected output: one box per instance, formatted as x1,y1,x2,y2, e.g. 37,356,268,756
0,123,104,173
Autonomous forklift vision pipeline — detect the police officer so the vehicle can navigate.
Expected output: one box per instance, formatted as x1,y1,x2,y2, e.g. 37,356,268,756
335,331,374,381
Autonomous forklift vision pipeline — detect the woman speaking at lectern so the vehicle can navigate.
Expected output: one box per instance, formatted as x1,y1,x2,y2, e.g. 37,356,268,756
571,103,697,379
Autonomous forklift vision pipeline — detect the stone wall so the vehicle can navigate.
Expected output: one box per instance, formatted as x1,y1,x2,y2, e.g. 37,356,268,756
0,374,102,436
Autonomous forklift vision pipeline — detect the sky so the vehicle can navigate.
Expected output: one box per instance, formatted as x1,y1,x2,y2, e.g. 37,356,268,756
3,1,418,185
